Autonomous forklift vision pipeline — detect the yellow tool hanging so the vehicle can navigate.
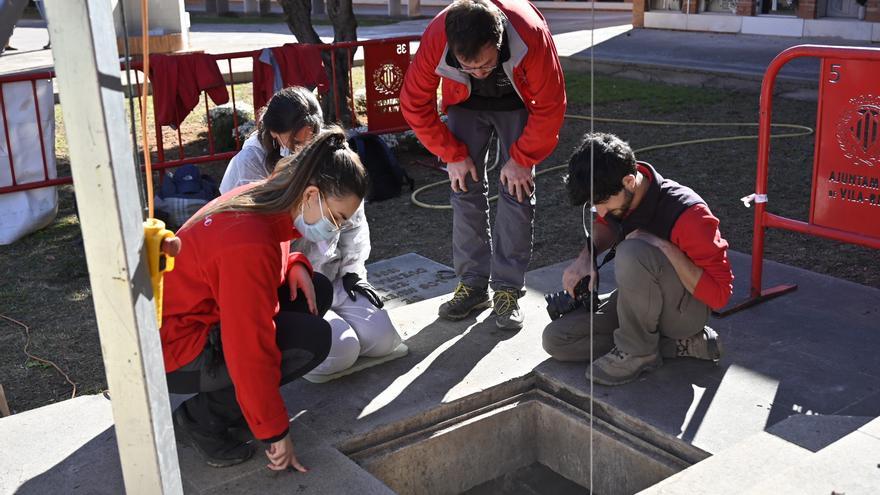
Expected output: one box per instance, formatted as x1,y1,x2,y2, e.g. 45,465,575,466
138,0,178,325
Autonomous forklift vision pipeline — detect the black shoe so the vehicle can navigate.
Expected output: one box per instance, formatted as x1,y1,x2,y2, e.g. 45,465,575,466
226,416,255,444
438,282,491,321
172,407,255,468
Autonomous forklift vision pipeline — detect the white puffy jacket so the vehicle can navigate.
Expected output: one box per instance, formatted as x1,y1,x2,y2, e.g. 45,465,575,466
219,133,370,280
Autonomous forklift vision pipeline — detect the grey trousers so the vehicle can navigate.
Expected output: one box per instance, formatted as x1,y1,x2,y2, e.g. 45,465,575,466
542,239,711,360
446,105,533,291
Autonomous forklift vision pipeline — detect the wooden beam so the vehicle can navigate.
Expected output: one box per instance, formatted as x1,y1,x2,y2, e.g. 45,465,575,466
44,1,183,493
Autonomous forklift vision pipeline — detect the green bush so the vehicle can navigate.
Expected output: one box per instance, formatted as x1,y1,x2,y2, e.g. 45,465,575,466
206,103,254,151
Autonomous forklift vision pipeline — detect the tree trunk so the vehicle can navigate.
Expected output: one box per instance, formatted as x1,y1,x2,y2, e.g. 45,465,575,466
204,0,230,15
277,0,359,126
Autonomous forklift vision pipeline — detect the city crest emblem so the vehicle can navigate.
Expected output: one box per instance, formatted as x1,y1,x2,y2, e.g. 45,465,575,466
836,94,880,168
373,62,404,96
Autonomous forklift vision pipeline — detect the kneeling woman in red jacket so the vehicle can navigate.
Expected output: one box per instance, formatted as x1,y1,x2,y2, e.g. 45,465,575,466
161,128,367,471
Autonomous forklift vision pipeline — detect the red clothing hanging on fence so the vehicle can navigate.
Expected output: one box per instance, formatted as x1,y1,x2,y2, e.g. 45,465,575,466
150,53,229,128
252,44,329,111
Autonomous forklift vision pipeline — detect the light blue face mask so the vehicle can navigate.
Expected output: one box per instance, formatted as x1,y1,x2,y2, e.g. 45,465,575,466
294,192,341,255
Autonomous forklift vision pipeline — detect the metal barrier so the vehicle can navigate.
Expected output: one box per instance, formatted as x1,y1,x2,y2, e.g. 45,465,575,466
0,35,419,195
723,44,880,315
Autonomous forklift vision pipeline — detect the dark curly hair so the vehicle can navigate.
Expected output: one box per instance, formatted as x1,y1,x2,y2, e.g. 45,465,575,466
445,0,504,61
564,133,637,206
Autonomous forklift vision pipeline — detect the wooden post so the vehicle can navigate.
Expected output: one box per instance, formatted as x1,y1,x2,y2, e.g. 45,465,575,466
43,1,183,493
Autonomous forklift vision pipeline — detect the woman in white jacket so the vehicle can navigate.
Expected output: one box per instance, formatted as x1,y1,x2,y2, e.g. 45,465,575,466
220,86,402,380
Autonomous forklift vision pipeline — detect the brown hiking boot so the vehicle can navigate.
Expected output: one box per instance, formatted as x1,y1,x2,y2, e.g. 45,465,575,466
438,282,491,321
493,288,524,331
586,346,663,386
660,326,722,362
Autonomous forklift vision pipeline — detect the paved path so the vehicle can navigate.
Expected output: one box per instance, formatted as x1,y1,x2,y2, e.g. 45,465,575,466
2,250,879,493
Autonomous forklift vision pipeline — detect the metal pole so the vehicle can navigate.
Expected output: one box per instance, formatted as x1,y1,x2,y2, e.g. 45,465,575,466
43,1,183,493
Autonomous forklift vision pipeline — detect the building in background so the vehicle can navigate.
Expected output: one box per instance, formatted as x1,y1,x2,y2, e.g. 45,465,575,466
633,0,879,41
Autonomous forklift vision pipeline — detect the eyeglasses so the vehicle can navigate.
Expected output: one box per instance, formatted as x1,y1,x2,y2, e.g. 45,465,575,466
457,63,497,75
317,193,343,232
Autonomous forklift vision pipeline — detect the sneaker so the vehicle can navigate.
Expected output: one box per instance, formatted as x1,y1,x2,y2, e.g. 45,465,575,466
493,288,524,331
438,283,491,321
172,406,255,468
659,326,722,362
586,346,663,386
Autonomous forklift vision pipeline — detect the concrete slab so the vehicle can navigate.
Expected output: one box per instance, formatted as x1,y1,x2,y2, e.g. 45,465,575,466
188,419,394,495
742,429,880,494
0,394,115,494
765,414,875,452
858,416,880,440
741,16,804,38
686,13,743,34
525,249,880,457
640,431,812,494
2,247,879,493
804,18,876,41
643,12,688,31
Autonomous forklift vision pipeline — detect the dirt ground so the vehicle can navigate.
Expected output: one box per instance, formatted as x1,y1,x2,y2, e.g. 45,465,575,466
1,74,878,414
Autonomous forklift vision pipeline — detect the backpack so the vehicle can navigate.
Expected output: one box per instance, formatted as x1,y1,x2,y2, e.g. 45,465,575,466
154,164,220,229
347,133,414,202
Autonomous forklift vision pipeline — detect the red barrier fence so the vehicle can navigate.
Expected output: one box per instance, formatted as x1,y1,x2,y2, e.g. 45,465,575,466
0,35,419,195
723,45,880,315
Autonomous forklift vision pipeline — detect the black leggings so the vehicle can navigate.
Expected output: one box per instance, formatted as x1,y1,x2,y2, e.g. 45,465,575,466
166,273,333,441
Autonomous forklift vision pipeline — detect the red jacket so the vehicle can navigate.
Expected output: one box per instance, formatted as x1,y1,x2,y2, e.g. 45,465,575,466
150,53,229,128
401,0,566,167
598,165,734,310
668,203,734,310
161,190,312,441
252,44,329,112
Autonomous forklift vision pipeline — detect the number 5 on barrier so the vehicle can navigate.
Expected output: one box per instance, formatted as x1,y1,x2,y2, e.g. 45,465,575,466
143,218,179,326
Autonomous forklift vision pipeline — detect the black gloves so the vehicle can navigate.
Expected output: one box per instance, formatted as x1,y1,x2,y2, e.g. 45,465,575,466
342,273,384,309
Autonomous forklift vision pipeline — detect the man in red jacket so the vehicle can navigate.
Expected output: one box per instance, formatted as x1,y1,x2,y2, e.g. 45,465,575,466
542,133,734,385
401,0,566,330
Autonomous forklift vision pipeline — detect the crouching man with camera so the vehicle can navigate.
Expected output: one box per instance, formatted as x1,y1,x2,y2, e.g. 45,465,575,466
542,133,734,386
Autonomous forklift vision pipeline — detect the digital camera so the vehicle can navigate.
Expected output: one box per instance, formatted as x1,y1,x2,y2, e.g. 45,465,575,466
544,275,600,321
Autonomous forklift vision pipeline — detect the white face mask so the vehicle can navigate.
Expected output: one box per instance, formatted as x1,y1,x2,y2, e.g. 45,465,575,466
279,145,291,157
293,192,341,254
